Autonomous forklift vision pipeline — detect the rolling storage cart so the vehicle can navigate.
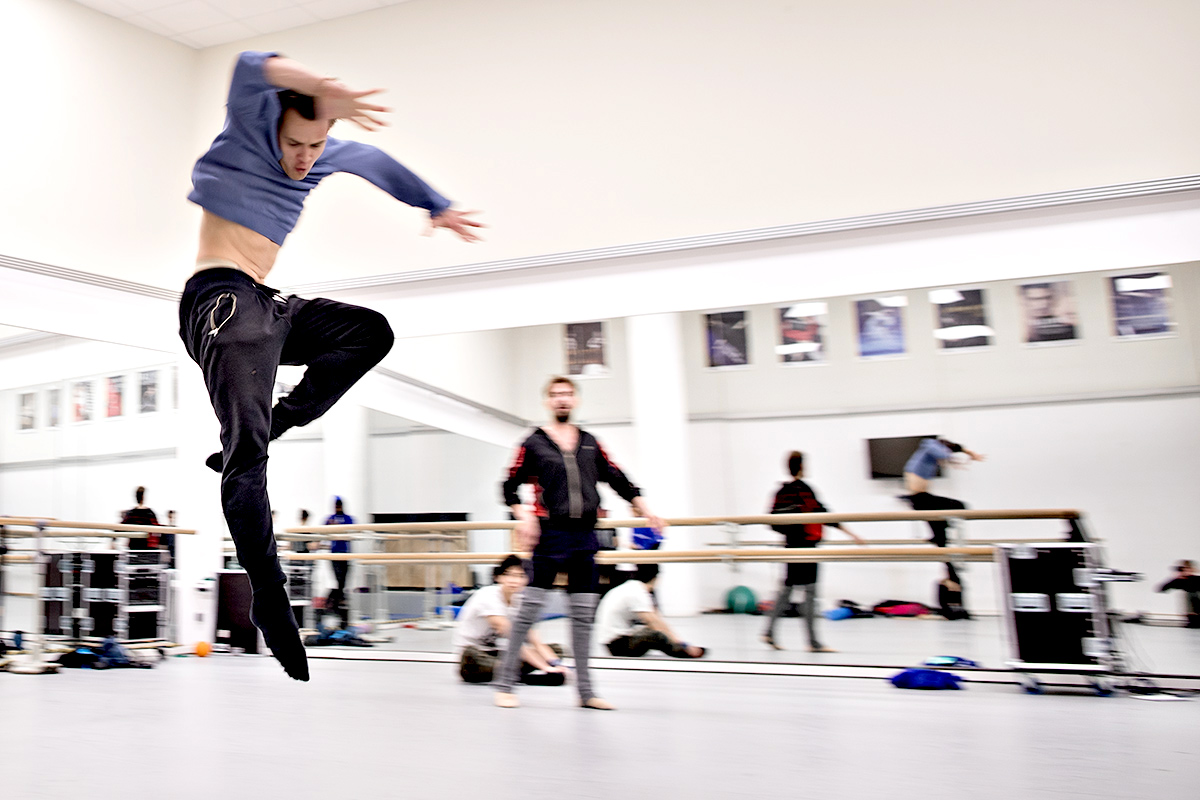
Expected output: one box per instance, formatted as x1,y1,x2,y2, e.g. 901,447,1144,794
997,540,1137,695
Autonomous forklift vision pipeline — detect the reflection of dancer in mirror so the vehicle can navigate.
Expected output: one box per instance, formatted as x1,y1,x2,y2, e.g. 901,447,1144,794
762,451,863,652
179,50,483,681
903,438,984,619
494,376,664,710
1157,560,1200,628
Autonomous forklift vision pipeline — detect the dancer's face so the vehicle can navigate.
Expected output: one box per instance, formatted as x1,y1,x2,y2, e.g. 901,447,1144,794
497,566,528,593
545,384,577,423
278,110,329,180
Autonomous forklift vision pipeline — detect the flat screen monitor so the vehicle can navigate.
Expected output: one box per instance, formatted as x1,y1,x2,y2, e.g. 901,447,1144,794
867,435,939,479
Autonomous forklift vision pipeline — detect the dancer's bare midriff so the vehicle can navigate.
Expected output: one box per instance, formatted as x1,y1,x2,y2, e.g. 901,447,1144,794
195,211,279,283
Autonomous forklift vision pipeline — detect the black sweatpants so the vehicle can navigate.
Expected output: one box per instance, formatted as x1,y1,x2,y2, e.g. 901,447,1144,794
907,491,966,585
179,268,393,598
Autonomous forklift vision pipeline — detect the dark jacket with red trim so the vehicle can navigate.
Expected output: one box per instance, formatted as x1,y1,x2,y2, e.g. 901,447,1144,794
502,428,640,551
770,479,841,545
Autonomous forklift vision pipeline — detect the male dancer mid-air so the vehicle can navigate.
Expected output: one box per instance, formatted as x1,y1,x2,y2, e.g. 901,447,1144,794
180,51,482,680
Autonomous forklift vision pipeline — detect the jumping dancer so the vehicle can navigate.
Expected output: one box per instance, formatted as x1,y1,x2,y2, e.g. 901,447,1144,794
180,50,482,680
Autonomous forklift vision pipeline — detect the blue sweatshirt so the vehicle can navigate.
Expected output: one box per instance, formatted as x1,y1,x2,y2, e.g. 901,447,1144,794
188,51,451,245
904,438,953,480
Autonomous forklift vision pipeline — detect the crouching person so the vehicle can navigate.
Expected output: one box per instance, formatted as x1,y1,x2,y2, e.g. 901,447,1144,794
455,555,567,686
596,565,706,658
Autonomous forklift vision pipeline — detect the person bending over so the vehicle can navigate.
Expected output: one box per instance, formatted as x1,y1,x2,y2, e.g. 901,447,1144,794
762,451,863,653
596,564,705,658
179,51,482,681
902,437,984,617
1158,560,1200,629
455,555,567,686
494,376,664,710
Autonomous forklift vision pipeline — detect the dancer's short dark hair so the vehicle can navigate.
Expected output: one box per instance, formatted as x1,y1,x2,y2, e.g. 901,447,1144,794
135,486,145,504
493,554,525,580
787,451,804,476
636,563,660,584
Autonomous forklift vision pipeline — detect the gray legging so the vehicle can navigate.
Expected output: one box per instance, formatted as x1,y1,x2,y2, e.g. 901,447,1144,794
763,582,821,649
493,588,600,702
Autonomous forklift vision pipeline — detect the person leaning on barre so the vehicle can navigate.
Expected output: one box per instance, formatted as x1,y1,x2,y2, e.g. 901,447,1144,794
595,564,705,658
454,555,568,686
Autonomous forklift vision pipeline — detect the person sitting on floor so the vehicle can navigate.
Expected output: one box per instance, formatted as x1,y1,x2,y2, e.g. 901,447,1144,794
595,564,706,658
1157,559,1200,629
453,554,567,685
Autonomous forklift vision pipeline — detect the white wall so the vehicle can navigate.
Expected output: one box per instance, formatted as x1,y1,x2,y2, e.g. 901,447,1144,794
0,0,198,288
176,0,1200,289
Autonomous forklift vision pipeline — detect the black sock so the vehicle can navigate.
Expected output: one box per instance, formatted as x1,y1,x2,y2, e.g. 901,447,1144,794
250,584,309,682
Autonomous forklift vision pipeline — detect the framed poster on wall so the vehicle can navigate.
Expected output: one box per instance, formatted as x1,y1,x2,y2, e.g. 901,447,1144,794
565,321,608,376
18,392,35,430
705,311,749,367
1018,280,1079,344
140,370,158,413
930,288,993,349
1110,272,1174,338
855,296,907,358
106,376,124,418
776,302,827,364
73,381,93,423
47,388,60,428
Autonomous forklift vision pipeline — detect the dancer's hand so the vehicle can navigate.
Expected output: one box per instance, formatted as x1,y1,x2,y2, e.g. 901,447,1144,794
427,208,486,242
512,506,540,551
313,81,390,130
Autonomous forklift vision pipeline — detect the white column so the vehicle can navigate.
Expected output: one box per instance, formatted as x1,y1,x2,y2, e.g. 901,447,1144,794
171,357,226,647
625,313,699,616
320,399,369,522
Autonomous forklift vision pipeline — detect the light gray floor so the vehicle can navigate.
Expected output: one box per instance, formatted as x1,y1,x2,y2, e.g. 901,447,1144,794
1,655,1197,800
361,612,1200,675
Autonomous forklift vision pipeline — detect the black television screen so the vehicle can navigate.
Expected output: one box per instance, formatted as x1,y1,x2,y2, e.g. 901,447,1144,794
867,435,939,479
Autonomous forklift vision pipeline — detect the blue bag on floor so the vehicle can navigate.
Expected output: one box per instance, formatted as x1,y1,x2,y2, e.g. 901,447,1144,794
890,668,963,690
824,607,854,621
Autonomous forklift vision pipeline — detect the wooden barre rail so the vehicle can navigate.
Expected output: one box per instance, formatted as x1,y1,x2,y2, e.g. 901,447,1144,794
284,545,998,565
284,508,1080,535
0,518,196,536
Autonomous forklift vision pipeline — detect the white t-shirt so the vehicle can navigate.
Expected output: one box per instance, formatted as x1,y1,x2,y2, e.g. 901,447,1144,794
452,584,515,653
595,580,655,644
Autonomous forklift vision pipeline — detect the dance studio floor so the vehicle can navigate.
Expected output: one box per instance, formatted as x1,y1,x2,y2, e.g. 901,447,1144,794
2,617,1198,800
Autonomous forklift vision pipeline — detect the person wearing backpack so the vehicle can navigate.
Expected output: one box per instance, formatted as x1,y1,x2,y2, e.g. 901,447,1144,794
763,451,863,652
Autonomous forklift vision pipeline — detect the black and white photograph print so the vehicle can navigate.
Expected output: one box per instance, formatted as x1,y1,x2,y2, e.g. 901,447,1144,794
776,302,827,364
140,370,158,413
1110,272,1174,337
855,296,907,358
930,288,993,349
705,310,750,367
565,321,608,376
1018,280,1079,344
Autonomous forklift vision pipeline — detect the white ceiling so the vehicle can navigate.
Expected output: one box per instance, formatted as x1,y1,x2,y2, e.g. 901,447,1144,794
71,0,413,49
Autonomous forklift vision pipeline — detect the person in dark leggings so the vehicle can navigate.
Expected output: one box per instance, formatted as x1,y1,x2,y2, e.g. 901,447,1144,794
181,50,482,681
762,451,863,652
902,437,984,617
493,376,664,710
